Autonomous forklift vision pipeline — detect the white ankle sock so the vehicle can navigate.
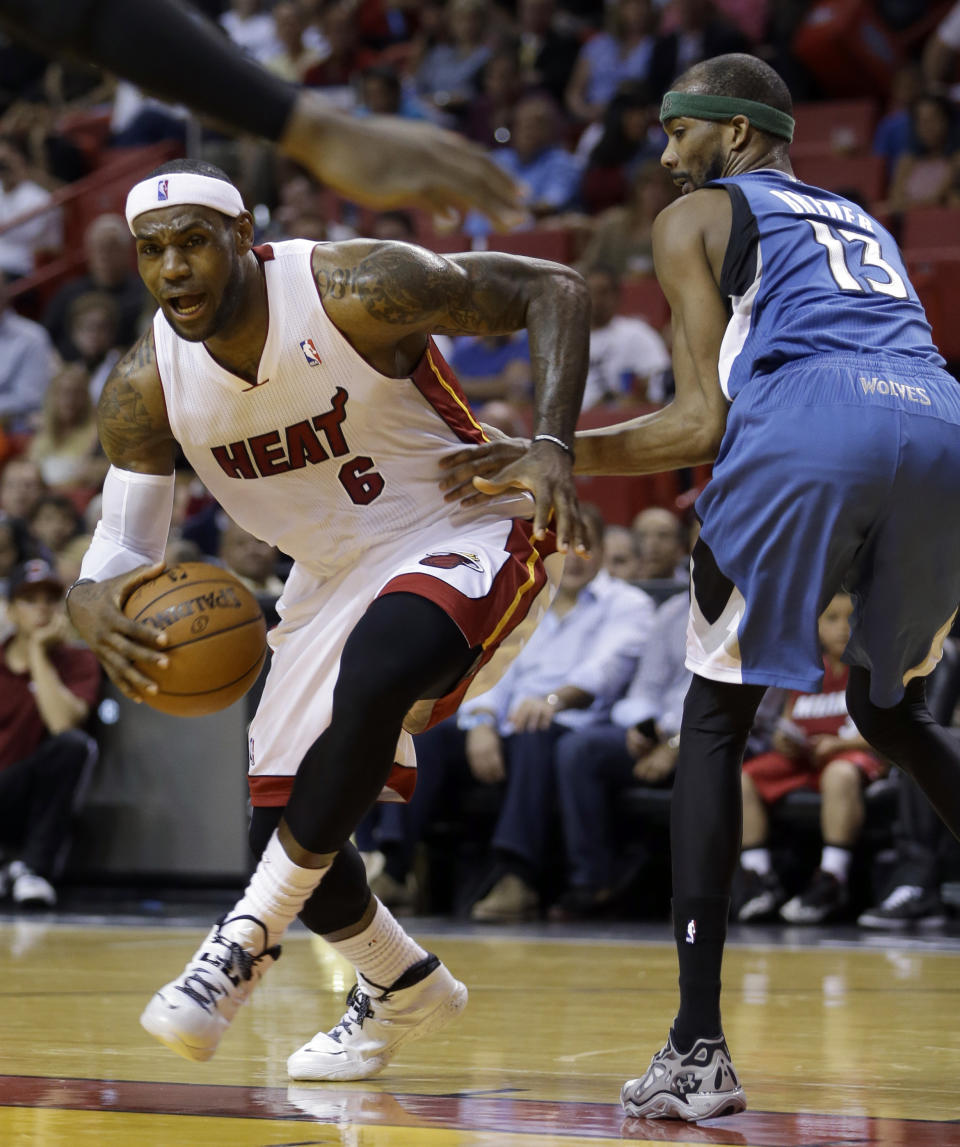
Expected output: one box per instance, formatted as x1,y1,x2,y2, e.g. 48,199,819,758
820,846,852,883
740,847,772,876
327,898,428,988
231,830,329,948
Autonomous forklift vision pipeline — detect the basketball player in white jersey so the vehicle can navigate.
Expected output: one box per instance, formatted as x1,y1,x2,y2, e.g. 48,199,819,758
66,159,589,1077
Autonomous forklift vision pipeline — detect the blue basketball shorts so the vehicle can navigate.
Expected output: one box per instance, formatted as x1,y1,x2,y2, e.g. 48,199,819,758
688,354,960,707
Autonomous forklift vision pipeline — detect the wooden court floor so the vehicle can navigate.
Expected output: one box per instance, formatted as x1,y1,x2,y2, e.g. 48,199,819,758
0,915,958,1146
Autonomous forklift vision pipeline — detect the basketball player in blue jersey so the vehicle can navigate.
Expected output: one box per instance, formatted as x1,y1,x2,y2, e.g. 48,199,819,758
443,53,960,1120
65,158,589,1077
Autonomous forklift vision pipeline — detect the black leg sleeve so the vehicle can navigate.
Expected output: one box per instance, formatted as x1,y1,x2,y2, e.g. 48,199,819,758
846,667,960,843
670,675,766,1049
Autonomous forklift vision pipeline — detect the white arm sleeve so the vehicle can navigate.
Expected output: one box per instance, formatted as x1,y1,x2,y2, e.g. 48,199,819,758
79,466,176,581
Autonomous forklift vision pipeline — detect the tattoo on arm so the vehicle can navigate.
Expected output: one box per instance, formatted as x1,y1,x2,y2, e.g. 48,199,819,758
316,246,525,334
97,331,169,464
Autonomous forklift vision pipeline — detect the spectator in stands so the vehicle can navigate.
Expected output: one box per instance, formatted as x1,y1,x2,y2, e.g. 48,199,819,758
27,362,106,498
872,62,923,179
632,507,688,583
0,457,45,522
647,0,747,102
43,214,146,360
603,523,643,583
357,65,430,121
583,267,670,408
0,270,56,433
923,0,960,96
370,210,418,242
0,134,62,279
463,47,524,148
579,158,677,278
578,82,663,214
264,172,355,244
220,0,284,65
264,1,329,83
886,93,960,214
302,2,377,107
442,332,532,404
517,0,582,107
26,493,88,586
551,587,690,919
62,291,124,402
0,514,35,635
466,91,582,236
457,505,656,920
470,398,529,438
566,0,658,125
736,594,888,924
414,0,493,127
0,559,100,908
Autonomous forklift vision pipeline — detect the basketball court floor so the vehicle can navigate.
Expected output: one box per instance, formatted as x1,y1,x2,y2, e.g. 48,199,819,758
1,903,958,1146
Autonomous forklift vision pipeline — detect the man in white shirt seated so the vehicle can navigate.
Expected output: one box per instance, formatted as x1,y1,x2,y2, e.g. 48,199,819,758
583,267,671,409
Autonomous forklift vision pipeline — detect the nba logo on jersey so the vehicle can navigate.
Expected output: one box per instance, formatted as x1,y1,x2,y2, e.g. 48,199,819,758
300,338,322,366
157,179,169,201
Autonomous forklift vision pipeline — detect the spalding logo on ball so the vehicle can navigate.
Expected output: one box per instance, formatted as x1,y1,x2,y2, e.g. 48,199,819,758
123,561,268,717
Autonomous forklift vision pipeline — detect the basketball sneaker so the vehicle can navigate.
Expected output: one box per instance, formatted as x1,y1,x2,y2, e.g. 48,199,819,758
735,867,785,923
779,868,848,924
287,953,467,1081
140,913,280,1062
857,884,947,930
621,1031,746,1121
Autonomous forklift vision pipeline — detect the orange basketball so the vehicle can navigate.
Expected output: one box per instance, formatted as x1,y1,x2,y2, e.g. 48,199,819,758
122,561,267,717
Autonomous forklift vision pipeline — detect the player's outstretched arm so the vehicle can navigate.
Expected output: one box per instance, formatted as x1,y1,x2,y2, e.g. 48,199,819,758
315,241,591,552
0,0,521,226
571,190,732,477
65,329,176,700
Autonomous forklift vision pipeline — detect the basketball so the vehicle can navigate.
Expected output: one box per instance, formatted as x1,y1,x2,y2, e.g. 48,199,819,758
122,561,268,717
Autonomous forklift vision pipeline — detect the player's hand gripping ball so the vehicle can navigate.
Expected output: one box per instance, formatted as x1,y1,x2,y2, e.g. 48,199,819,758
122,562,267,716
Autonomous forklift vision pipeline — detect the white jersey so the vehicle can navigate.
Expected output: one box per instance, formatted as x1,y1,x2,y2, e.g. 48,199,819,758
153,239,530,579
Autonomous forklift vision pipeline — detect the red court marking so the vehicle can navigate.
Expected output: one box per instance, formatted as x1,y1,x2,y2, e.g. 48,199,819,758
0,1075,957,1144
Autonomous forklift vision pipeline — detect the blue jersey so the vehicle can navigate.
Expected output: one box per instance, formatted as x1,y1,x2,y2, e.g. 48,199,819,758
710,169,944,401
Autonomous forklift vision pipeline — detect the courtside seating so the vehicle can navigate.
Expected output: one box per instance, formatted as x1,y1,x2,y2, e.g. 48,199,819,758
791,99,878,159
792,153,886,203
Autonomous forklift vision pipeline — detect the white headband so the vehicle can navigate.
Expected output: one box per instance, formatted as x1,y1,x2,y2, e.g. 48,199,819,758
125,173,245,234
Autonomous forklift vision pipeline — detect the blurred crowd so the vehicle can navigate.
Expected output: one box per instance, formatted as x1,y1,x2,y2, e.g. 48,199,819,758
1,0,960,924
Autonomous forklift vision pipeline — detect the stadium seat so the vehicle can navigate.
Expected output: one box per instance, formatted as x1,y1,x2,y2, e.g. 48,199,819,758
791,153,886,204
618,277,669,329
791,99,878,159
485,228,575,263
901,207,960,252
909,260,960,363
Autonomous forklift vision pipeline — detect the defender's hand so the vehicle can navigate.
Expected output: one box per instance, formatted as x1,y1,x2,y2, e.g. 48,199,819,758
440,437,529,508
66,563,170,702
283,98,525,229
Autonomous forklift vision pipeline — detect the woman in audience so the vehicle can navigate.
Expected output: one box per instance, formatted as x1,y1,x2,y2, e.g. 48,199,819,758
27,362,106,500
887,93,960,214
566,0,658,124
579,159,677,281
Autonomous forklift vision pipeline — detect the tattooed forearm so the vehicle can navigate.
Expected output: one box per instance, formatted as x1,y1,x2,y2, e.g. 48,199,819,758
315,244,528,333
96,330,172,468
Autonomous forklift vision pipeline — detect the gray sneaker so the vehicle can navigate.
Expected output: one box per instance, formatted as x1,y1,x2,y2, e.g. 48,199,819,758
621,1031,746,1121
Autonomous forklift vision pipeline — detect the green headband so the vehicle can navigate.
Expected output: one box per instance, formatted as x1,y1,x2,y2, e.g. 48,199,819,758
660,90,795,142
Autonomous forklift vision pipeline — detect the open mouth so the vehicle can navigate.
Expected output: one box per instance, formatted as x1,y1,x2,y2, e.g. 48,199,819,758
167,293,207,317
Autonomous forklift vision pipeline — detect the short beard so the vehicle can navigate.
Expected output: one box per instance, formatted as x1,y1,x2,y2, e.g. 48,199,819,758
697,147,727,189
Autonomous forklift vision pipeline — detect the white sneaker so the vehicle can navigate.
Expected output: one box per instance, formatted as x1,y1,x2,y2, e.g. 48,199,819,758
287,953,467,1081
9,862,56,907
622,1030,746,1121
140,913,280,1062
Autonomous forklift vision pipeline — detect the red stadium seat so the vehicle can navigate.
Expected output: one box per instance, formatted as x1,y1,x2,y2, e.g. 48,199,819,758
791,153,887,204
791,99,878,159
902,207,960,252
618,277,670,329
909,259,960,362
485,228,574,263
